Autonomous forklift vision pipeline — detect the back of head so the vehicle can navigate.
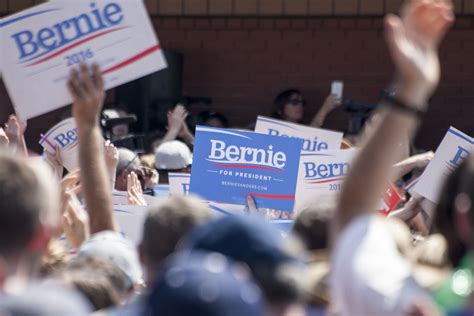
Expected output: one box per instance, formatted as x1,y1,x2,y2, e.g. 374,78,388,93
141,196,213,269
57,270,120,311
77,231,143,290
145,251,264,316
116,148,140,176
154,140,192,171
65,256,129,298
185,215,306,304
0,155,59,262
434,156,474,267
292,197,336,251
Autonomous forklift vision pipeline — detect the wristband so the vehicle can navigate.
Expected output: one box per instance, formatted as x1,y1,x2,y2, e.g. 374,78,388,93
381,90,426,119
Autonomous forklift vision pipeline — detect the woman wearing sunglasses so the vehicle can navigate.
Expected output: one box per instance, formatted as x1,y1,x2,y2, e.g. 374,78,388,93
271,89,340,127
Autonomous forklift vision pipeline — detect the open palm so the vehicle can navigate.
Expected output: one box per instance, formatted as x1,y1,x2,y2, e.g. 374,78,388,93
385,0,454,105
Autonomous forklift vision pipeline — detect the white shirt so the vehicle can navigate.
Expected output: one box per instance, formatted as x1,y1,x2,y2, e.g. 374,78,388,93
330,215,429,316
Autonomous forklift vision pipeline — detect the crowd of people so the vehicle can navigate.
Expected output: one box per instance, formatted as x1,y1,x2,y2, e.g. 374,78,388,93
0,0,470,315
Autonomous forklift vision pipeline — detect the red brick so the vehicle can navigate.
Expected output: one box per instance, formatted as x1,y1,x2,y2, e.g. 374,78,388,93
275,19,291,29
259,19,275,29
195,19,211,29
227,19,242,29
242,18,259,29
211,18,227,28
291,19,307,29
178,19,195,29
162,18,179,29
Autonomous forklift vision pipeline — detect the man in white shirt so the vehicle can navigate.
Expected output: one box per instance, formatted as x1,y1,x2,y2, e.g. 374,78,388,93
330,1,454,315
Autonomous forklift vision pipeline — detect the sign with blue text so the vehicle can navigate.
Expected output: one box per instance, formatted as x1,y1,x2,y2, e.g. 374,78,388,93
1,0,167,119
254,116,343,153
169,173,191,196
414,127,474,203
39,118,79,171
295,149,357,209
190,126,303,211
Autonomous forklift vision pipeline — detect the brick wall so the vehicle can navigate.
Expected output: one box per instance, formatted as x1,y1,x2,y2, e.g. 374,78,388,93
1,2,474,150
154,16,474,150
4,0,474,16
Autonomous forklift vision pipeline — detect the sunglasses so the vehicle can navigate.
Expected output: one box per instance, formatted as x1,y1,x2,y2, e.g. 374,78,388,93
287,99,306,106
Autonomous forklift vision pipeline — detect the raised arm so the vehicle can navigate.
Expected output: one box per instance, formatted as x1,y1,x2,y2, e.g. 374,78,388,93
334,0,454,236
68,64,118,234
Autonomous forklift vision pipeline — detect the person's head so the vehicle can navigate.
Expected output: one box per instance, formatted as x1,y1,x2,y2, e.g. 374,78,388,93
272,89,305,123
198,111,229,128
292,197,336,252
115,148,142,191
434,155,474,267
184,215,307,313
64,256,129,301
0,155,60,276
145,250,264,316
57,270,120,311
140,196,213,284
103,108,130,139
76,231,143,291
155,141,192,184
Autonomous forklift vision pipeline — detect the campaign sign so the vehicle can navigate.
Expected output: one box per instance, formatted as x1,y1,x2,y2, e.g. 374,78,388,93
1,0,167,119
114,205,149,245
254,116,343,153
377,184,402,215
295,149,357,208
169,173,191,196
39,118,79,171
414,127,474,203
190,126,303,211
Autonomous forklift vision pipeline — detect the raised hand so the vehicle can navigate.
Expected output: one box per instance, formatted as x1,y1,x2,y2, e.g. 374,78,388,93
61,190,90,249
68,63,105,128
167,104,187,133
385,0,454,105
4,115,21,144
127,171,147,206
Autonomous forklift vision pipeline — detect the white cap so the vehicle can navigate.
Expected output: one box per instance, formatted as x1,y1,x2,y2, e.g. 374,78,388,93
155,141,192,170
103,109,120,119
77,231,143,288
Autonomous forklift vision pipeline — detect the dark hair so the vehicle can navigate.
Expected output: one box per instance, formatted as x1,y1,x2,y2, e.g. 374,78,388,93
65,256,129,296
141,196,213,268
292,197,335,251
0,156,45,258
58,271,120,311
433,156,474,267
272,89,302,120
198,111,229,128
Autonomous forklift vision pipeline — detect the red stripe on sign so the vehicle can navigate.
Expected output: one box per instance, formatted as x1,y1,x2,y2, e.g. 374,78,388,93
308,177,345,184
245,193,295,200
26,27,129,67
102,44,161,75
211,164,282,173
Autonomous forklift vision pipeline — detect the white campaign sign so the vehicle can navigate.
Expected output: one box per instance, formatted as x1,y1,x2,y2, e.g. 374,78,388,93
1,0,167,119
114,205,149,245
295,149,357,209
254,116,343,153
39,118,79,172
169,173,191,196
414,127,474,203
